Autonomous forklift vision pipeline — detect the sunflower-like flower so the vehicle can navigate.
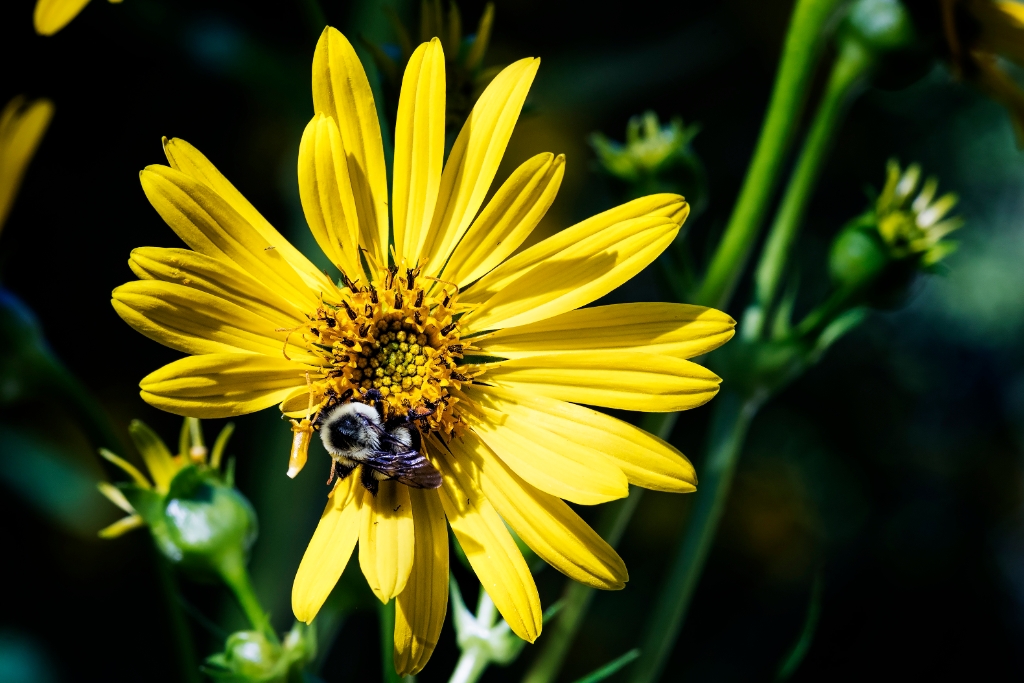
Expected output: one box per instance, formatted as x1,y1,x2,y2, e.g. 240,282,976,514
0,96,54,234
940,0,1024,143
112,27,735,674
33,0,121,36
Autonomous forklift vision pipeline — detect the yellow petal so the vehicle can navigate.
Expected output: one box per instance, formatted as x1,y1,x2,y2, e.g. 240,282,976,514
162,137,334,293
419,58,540,276
97,482,135,514
139,166,318,311
98,448,152,488
34,0,90,35
0,96,54,232
139,353,313,418
98,515,145,539
465,216,679,332
429,438,542,643
479,351,721,412
297,114,365,279
359,480,415,603
393,39,446,265
476,302,735,360
127,419,179,491
312,28,389,267
443,152,565,288
293,476,363,623
112,281,315,361
128,247,305,330
449,430,627,589
458,395,629,506
462,194,687,307
466,384,696,492
394,488,448,676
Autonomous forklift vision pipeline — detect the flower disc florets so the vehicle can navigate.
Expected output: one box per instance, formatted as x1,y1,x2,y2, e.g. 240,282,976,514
299,266,466,436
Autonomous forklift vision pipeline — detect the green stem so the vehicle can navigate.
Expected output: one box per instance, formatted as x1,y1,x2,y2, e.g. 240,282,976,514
695,0,841,310
521,413,677,683
220,552,274,640
380,600,403,683
746,37,874,340
449,591,498,683
154,552,201,683
629,391,760,683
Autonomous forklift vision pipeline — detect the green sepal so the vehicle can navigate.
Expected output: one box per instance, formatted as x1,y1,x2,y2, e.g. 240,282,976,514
116,483,164,526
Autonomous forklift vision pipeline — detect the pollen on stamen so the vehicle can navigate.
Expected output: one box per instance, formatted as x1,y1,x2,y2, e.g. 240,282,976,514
295,266,466,436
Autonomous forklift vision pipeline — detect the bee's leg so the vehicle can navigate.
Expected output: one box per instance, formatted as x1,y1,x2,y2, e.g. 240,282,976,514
327,461,356,486
360,466,380,496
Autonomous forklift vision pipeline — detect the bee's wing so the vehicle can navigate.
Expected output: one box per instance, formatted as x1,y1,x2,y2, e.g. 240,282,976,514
362,448,443,489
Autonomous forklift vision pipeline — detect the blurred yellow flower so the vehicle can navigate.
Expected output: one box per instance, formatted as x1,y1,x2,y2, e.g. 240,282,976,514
34,0,122,36
942,0,1024,143
112,26,735,674
875,159,963,265
0,96,53,234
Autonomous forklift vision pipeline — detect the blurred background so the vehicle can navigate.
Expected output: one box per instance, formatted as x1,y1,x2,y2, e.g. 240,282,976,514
2,0,1024,680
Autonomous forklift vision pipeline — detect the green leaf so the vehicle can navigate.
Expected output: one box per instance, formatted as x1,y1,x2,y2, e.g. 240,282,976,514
571,648,641,683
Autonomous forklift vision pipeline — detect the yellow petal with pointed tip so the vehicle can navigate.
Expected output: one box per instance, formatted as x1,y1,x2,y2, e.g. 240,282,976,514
458,396,628,505
462,194,687,307
128,247,305,330
139,166,317,311
34,0,90,35
359,480,415,603
480,351,721,412
444,152,565,288
0,96,54,232
162,137,334,293
449,430,627,589
476,302,735,360
293,477,362,624
429,438,542,643
394,488,448,676
312,28,389,266
297,114,364,280
139,353,313,418
98,482,135,514
112,281,313,360
420,58,540,276
464,216,679,332
127,420,179,491
466,384,696,492
99,515,144,539
393,39,446,265
98,448,152,488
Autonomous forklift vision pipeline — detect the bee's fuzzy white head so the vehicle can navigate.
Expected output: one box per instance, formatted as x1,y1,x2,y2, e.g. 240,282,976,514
319,402,381,457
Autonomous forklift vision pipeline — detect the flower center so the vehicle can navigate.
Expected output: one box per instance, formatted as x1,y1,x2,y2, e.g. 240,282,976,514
301,267,465,435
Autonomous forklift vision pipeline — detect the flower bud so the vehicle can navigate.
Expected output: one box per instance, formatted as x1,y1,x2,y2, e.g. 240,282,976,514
204,623,315,683
842,0,915,54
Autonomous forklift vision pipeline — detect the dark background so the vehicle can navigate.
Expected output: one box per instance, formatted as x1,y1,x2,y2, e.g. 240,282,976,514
2,0,1023,680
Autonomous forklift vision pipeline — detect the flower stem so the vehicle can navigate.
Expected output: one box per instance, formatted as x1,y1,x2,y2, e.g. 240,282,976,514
695,0,841,310
746,37,874,340
448,591,499,683
379,599,405,683
219,552,274,640
154,552,201,683
521,413,677,683
629,391,760,683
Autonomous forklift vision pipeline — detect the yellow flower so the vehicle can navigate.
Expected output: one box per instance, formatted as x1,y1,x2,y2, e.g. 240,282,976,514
875,159,963,265
0,96,54,234
112,27,735,674
941,0,1024,143
34,0,122,36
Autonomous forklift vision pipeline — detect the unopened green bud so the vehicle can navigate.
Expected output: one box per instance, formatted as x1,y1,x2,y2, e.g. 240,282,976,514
121,465,257,578
204,623,315,683
828,216,890,289
590,111,707,207
841,0,915,54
